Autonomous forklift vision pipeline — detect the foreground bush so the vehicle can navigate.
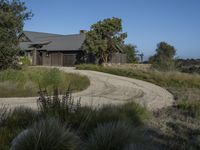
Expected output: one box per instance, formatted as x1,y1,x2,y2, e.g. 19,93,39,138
84,121,138,150
0,88,149,149
0,107,36,150
96,103,149,126
37,88,81,122
5,107,36,128
66,102,149,137
36,88,149,135
11,118,80,150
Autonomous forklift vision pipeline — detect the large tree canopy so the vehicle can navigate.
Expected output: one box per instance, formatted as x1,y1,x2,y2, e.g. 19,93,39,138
149,42,176,70
83,17,127,64
0,0,32,70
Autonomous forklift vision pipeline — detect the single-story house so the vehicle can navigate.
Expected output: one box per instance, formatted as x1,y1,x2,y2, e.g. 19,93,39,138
19,30,127,66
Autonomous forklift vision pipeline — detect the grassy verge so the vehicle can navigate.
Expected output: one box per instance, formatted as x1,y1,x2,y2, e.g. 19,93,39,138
0,67,90,97
76,64,200,88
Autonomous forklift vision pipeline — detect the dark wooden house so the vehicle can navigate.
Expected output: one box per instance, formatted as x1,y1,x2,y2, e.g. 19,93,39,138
19,31,86,66
19,30,127,66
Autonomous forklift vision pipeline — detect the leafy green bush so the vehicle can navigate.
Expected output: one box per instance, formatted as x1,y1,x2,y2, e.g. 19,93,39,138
0,105,10,126
0,107,36,150
11,118,80,150
68,103,149,136
84,121,138,150
19,57,31,66
0,127,21,150
5,107,36,128
96,103,148,127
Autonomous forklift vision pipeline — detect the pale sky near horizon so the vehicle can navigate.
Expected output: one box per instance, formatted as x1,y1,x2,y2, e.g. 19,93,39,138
24,0,200,60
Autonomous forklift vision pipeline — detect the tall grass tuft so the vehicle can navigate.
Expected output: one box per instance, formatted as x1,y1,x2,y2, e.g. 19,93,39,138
177,100,200,119
0,67,90,97
5,107,36,129
37,88,81,122
11,118,80,150
0,105,10,126
84,121,139,150
96,103,149,127
68,102,149,136
0,107,37,150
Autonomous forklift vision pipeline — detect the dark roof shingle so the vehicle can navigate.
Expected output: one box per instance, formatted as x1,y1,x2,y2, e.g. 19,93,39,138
19,31,85,51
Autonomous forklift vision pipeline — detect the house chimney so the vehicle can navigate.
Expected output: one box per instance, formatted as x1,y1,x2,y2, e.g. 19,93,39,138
80,30,87,34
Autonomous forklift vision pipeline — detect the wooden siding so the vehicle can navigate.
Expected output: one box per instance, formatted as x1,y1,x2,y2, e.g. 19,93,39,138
110,53,127,64
35,51,79,66
63,54,76,66
42,52,50,66
51,52,63,66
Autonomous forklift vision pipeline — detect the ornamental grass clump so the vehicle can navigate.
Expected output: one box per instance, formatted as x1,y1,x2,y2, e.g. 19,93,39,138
84,121,139,150
37,88,81,122
11,118,80,150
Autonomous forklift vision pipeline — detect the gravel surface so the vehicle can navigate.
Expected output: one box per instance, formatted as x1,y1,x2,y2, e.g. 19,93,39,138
0,67,174,111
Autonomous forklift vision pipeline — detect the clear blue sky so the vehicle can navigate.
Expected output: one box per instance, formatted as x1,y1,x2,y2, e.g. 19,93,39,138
24,0,200,59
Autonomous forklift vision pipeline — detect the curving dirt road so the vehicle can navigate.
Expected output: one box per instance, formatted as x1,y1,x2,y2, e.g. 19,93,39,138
0,67,174,111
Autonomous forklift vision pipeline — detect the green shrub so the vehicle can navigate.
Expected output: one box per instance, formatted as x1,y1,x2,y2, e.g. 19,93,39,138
5,107,36,129
20,57,31,66
0,127,21,150
0,107,36,150
11,118,80,150
96,103,149,126
84,121,138,150
0,105,10,126
69,102,149,136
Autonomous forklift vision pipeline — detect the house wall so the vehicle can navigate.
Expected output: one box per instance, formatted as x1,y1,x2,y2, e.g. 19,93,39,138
42,52,51,66
32,49,37,65
32,51,126,66
50,52,63,66
37,51,81,66
109,53,127,64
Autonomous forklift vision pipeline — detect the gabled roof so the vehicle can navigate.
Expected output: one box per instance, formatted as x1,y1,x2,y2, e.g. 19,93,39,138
23,31,65,41
19,31,85,51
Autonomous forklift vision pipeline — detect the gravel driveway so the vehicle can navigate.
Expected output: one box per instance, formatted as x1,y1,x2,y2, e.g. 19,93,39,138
0,67,174,111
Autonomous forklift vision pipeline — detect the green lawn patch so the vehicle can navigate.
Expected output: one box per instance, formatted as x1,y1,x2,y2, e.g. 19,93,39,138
0,67,90,97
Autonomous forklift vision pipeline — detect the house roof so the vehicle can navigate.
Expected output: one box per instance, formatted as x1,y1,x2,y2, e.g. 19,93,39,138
19,31,85,51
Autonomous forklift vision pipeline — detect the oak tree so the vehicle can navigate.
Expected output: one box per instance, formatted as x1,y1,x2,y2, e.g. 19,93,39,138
83,17,127,64
0,0,32,70
149,42,176,70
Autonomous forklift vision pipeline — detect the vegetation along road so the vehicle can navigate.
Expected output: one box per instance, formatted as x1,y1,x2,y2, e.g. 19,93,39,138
0,67,174,111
